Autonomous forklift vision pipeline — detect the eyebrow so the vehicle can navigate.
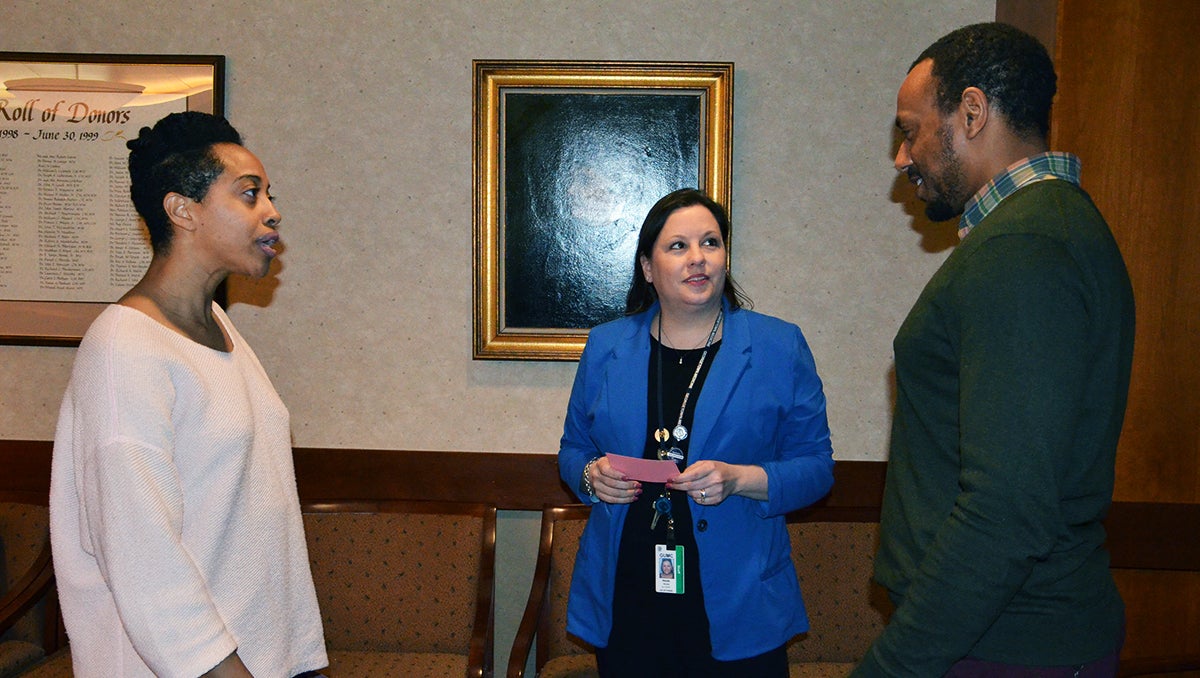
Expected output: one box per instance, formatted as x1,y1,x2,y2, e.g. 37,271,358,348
241,174,273,190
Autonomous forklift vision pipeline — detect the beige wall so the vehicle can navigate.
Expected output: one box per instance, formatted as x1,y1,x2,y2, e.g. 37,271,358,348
2,0,992,669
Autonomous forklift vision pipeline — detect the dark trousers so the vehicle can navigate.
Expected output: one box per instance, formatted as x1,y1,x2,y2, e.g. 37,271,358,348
944,652,1118,678
597,641,787,678
944,627,1123,678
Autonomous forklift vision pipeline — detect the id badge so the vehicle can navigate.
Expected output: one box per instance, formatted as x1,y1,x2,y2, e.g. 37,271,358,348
654,544,684,594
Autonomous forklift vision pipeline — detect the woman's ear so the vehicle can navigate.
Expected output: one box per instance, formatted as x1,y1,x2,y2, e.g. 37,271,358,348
640,254,653,284
163,192,197,232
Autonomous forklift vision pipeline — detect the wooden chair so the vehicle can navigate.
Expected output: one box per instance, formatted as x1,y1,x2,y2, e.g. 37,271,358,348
507,504,891,678
303,500,497,678
507,505,594,678
0,493,59,678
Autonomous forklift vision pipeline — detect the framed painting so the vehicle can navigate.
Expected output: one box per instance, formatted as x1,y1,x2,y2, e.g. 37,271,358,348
473,60,733,361
0,52,224,346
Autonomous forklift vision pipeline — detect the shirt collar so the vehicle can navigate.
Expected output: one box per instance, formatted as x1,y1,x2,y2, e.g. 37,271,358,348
958,152,1082,240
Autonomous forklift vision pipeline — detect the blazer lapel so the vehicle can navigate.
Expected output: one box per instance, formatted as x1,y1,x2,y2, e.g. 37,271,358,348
689,305,751,460
602,310,653,457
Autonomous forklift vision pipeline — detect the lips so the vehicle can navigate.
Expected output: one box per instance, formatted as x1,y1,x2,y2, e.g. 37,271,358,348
257,233,280,258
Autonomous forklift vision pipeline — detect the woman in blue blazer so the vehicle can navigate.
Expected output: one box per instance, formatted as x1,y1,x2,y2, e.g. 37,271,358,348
558,188,835,676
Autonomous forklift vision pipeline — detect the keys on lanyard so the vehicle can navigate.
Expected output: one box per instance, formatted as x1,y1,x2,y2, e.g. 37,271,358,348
650,493,675,542
657,447,684,462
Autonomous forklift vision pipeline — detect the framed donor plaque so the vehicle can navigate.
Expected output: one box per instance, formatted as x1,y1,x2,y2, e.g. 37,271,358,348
473,60,733,361
0,52,225,345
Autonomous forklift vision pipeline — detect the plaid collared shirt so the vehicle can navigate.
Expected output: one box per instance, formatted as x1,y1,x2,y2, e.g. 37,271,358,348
958,152,1082,240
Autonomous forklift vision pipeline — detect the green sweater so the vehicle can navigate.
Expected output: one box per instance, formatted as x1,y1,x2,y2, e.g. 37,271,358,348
854,180,1135,677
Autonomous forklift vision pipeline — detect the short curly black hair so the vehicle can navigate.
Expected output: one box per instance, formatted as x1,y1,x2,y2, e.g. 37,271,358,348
127,112,243,254
913,22,1056,141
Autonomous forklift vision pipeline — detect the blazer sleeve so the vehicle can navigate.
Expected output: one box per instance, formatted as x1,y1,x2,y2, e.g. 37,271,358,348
760,321,835,516
559,333,604,502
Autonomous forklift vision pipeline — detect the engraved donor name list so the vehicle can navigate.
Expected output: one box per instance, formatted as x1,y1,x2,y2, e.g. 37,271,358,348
0,91,183,303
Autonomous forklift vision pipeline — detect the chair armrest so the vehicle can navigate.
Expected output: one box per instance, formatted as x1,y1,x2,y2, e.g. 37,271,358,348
468,506,498,678
507,507,558,678
0,540,54,636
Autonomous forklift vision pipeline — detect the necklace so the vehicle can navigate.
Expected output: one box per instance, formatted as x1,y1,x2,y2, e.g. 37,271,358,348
654,309,723,455
658,324,705,365
649,308,723,541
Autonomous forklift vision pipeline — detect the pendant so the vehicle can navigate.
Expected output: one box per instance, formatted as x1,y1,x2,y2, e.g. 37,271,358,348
672,424,688,441
665,447,684,461
654,428,671,443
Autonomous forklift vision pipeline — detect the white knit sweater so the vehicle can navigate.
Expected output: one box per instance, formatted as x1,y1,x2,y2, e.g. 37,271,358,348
50,304,327,678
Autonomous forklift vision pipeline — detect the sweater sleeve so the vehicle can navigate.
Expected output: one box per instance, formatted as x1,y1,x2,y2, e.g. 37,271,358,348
854,235,1092,677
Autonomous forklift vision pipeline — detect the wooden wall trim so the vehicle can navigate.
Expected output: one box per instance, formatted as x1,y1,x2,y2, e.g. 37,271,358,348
0,439,52,503
1105,501,1200,572
2,438,1195,571
0,440,884,512
294,447,886,512
293,447,572,509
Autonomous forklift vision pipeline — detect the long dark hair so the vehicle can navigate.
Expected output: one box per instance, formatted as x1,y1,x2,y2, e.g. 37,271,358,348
624,188,750,315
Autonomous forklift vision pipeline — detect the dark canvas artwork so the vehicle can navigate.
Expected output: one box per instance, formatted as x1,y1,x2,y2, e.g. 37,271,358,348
502,92,702,330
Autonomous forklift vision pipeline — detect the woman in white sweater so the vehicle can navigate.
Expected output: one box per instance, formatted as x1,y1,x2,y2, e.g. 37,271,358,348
49,112,328,678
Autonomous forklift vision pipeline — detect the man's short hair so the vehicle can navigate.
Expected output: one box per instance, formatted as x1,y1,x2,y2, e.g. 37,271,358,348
914,22,1056,140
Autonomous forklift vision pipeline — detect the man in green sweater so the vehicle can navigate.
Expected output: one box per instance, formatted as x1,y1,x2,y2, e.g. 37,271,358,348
852,23,1135,678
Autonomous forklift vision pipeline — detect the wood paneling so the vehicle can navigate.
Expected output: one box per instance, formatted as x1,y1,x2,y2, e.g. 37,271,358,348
1051,0,1200,503
1049,2,1200,661
1005,1,1200,666
1114,569,1200,676
995,0,1058,53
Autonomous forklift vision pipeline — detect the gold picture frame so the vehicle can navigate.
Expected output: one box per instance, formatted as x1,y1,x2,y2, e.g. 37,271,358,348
0,51,224,346
472,60,733,361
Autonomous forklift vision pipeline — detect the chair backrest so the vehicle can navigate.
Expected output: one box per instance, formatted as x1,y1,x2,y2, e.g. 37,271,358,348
535,506,592,667
301,500,496,667
785,519,892,664
506,504,593,677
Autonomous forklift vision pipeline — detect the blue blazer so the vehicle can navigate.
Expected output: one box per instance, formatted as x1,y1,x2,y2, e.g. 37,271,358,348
558,300,835,660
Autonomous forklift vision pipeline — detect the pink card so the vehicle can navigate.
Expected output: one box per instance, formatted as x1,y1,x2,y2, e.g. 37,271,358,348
606,452,680,483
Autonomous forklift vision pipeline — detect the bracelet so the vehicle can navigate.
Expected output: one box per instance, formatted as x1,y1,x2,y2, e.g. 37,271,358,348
581,458,600,504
